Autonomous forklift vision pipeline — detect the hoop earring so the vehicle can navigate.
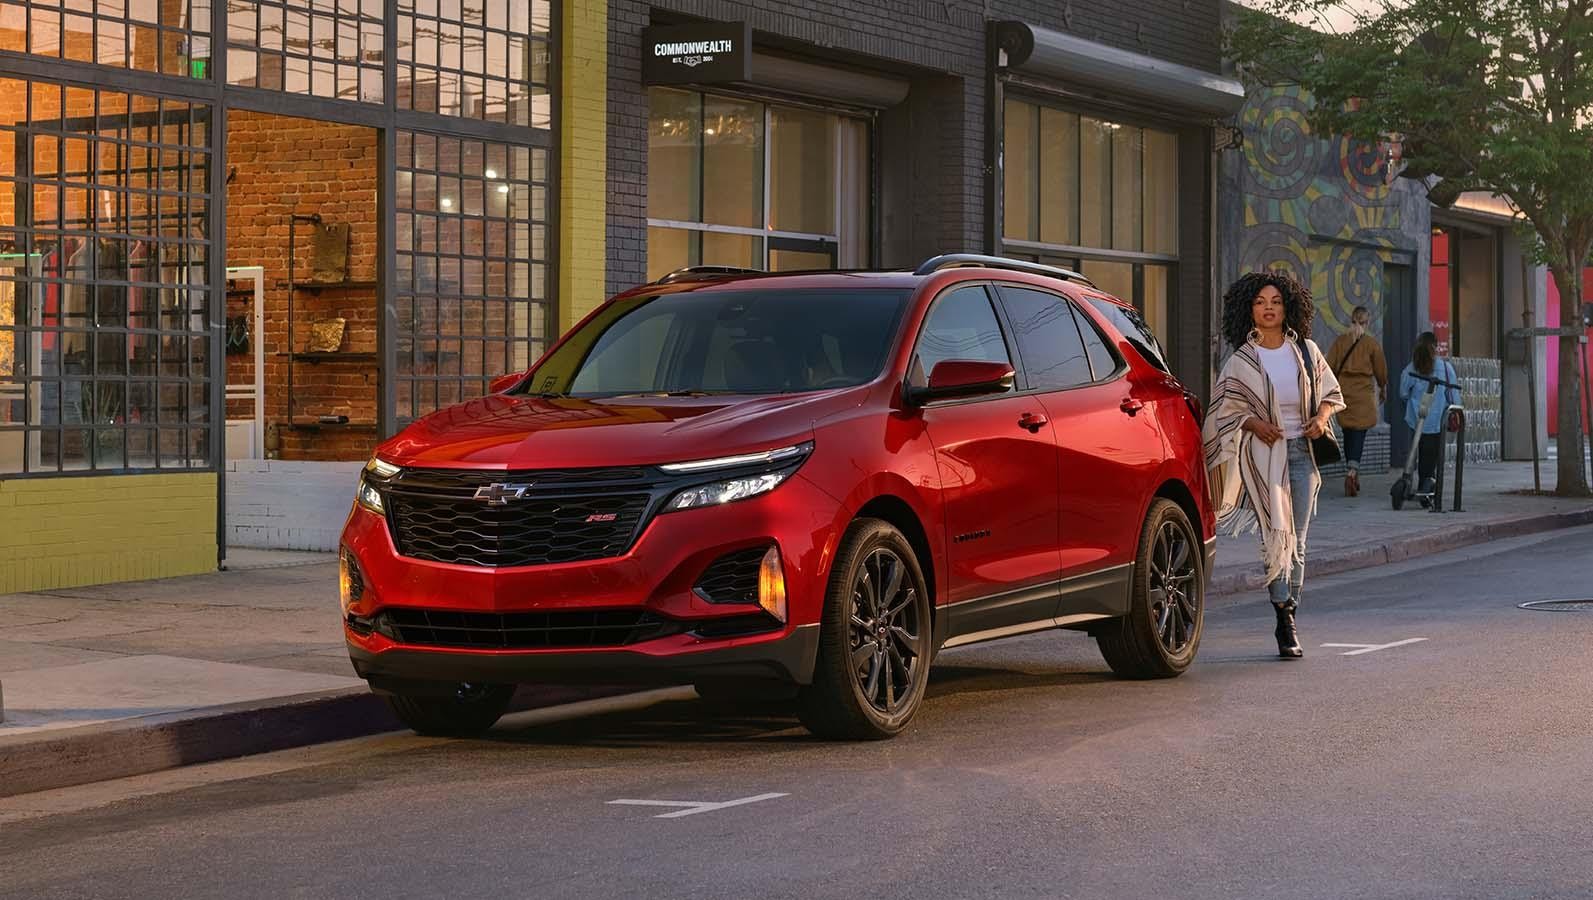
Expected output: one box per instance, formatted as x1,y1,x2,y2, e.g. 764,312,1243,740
1247,327,1263,344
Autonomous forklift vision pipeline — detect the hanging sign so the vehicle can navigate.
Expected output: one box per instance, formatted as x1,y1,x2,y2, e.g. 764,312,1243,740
642,22,752,85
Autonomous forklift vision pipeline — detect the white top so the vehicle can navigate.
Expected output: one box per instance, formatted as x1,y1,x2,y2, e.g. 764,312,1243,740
1257,343,1305,438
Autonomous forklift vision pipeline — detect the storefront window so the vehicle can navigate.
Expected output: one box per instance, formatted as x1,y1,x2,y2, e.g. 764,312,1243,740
0,0,212,76
646,87,870,280
226,0,383,101
0,77,213,474
1003,98,1179,349
393,130,547,422
396,0,550,126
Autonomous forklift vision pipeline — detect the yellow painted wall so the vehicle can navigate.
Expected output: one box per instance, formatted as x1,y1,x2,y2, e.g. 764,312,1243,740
0,473,217,593
559,0,608,331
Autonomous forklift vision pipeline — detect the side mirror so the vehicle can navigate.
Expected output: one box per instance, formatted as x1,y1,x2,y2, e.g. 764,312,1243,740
907,360,1015,405
488,371,524,394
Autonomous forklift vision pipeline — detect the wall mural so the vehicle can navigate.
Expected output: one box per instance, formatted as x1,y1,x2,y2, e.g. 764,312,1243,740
1224,85,1429,339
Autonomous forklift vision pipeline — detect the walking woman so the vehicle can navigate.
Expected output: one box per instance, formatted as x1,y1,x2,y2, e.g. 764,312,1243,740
1399,332,1462,500
1326,305,1387,496
1203,271,1345,658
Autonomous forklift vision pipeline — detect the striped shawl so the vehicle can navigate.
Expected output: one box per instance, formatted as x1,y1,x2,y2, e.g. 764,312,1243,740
1202,334,1346,585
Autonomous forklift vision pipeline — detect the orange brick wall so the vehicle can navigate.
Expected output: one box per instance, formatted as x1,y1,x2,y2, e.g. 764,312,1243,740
225,111,379,462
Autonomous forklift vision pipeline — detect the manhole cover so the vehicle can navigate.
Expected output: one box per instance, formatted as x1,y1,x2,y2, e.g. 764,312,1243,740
1518,599,1593,611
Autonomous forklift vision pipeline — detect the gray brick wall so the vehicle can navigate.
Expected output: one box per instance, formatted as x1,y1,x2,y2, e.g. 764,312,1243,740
606,0,1224,298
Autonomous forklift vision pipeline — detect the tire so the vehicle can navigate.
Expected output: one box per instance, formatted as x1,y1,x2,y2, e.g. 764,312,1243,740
1095,499,1204,679
385,682,515,736
1391,476,1408,510
797,518,933,740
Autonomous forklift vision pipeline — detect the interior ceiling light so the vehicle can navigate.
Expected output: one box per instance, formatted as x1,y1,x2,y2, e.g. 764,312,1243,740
440,197,453,208
497,184,510,194
484,168,498,179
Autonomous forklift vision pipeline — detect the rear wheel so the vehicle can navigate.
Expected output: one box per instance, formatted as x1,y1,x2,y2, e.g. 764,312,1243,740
798,519,932,740
1096,499,1203,679
384,682,515,736
1391,475,1409,510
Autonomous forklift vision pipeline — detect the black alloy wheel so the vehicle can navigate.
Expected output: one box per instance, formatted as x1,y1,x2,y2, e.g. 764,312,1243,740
848,547,925,716
1148,518,1199,656
1096,499,1204,679
799,519,932,739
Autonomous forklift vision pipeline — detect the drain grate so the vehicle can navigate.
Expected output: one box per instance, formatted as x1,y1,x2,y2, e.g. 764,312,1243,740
1518,599,1593,611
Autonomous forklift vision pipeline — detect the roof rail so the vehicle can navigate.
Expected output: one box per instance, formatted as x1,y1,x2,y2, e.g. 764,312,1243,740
913,253,1092,286
654,265,766,285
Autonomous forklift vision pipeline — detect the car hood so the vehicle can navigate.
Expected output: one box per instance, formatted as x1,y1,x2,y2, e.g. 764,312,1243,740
378,391,863,470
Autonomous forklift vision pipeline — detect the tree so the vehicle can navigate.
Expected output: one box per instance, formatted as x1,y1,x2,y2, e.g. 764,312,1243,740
1228,0,1593,496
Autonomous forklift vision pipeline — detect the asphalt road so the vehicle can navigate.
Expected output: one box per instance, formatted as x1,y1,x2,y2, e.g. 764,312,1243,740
5,526,1593,900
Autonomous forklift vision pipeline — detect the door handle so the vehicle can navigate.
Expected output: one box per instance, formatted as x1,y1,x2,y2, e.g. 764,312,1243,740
1018,412,1048,433
1120,398,1145,416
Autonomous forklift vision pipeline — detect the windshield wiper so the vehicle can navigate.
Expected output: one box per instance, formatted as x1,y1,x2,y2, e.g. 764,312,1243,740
601,390,726,399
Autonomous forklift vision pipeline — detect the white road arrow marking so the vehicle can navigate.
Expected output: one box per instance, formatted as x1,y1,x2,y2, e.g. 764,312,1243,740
1319,638,1429,656
607,792,789,819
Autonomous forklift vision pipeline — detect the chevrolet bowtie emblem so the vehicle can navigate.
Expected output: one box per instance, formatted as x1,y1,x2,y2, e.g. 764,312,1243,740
474,482,533,505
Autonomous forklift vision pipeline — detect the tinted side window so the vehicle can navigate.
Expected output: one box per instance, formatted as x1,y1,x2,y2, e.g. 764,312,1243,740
997,287,1093,390
913,286,1013,385
1075,308,1122,381
1087,297,1170,373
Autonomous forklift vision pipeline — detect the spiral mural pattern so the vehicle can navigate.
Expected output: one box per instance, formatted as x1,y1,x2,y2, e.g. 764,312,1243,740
1233,85,1417,336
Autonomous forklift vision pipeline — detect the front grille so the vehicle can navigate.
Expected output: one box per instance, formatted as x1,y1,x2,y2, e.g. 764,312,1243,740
694,547,767,604
377,607,682,649
384,466,661,568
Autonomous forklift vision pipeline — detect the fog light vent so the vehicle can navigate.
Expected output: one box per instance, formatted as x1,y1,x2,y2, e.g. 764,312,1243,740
339,548,365,614
693,546,767,605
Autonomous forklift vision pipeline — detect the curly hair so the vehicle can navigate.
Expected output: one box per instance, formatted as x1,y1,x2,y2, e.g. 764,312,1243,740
1220,270,1315,350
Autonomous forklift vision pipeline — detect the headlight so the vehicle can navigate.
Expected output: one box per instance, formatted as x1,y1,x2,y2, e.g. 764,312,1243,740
357,457,398,515
356,478,385,515
666,470,790,511
364,456,400,478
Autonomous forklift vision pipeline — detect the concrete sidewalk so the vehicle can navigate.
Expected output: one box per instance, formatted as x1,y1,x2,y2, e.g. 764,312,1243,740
3,459,1590,798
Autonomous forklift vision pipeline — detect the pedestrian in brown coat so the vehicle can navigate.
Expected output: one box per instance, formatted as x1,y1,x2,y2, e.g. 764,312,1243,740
1325,305,1388,496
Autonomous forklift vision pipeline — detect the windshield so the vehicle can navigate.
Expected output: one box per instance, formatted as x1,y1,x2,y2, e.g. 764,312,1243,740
519,288,911,398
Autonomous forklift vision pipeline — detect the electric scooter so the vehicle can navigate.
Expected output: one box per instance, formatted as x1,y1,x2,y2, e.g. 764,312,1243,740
1390,374,1453,510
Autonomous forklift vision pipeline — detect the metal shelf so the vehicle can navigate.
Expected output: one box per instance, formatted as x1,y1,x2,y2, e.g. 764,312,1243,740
289,280,379,292
283,351,379,363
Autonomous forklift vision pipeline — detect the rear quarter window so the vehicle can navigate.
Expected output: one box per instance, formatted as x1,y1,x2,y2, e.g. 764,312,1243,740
1085,297,1170,373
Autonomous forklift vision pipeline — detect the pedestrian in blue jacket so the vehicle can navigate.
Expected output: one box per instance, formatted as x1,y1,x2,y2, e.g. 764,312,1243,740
1398,331,1461,494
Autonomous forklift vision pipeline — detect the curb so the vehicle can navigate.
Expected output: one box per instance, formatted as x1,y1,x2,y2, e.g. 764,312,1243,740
0,682,630,800
1207,507,1593,600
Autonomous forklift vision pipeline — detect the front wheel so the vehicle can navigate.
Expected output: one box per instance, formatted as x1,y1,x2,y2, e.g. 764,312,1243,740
384,682,515,736
797,519,932,740
1095,499,1204,679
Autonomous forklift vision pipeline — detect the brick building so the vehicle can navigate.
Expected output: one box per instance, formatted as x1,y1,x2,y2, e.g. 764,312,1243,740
0,0,1240,592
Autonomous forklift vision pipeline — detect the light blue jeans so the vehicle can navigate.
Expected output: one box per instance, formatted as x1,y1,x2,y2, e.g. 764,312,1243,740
1268,438,1319,607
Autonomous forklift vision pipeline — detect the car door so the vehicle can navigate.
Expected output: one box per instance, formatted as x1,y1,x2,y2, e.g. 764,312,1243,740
912,284,1064,638
994,286,1165,618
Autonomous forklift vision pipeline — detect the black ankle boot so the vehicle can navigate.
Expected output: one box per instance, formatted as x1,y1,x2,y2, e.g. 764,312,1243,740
1273,602,1303,659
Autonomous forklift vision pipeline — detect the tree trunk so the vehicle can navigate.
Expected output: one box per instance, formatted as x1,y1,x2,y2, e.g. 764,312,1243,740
1552,264,1590,496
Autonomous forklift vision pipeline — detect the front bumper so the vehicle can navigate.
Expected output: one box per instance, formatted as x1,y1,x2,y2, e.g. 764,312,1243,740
349,622,820,687
339,472,841,687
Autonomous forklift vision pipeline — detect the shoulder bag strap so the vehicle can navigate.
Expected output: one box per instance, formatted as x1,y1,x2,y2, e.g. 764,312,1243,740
1331,335,1362,373
1298,336,1319,408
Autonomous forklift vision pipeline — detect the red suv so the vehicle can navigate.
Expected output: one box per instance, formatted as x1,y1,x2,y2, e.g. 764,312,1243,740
341,255,1214,740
